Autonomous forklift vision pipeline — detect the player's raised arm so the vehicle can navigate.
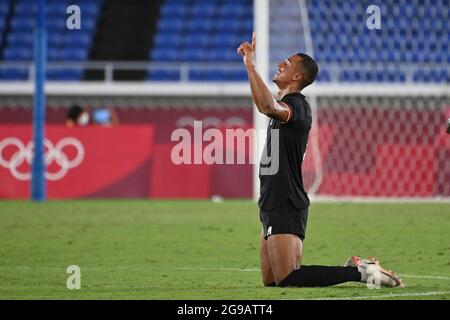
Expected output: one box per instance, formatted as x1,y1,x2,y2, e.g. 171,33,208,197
237,32,291,123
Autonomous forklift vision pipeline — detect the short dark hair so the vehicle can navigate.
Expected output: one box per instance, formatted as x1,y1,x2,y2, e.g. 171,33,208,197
67,105,83,121
296,53,318,88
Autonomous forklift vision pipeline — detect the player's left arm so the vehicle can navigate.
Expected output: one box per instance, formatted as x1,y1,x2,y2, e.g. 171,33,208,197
237,32,291,123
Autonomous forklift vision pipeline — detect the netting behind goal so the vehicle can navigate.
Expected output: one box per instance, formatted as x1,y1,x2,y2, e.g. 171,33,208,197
303,92,450,200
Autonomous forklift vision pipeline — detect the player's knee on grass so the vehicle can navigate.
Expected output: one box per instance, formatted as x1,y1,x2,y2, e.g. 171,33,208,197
262,275,274,287
264,281,276,287
267,236,302,285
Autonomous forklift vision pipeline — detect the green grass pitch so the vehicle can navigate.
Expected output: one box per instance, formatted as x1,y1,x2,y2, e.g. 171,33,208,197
0,200,449,300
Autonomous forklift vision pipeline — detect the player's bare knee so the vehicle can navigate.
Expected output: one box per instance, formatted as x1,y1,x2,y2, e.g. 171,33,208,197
272,268,293,285
262,277,276,287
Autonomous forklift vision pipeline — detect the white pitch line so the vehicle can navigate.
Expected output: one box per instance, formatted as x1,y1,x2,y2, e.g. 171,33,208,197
178,267,260,272
400,274,450,280
314,291,450,300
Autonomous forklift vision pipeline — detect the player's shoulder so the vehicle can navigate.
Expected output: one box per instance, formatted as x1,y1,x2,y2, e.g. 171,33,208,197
279,92,311,126
280,92,308,109
280,92,310,112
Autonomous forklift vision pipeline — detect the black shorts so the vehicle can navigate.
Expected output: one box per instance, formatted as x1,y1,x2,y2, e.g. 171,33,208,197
259,199,309,241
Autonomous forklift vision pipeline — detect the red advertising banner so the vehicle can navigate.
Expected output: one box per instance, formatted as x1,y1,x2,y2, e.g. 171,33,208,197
0,124,253,199
0,125,155,198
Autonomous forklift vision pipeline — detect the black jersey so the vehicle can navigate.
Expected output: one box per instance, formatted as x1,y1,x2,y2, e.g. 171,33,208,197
258,92,312,210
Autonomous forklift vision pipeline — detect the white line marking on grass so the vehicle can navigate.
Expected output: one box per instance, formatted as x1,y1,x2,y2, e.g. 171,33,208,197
399,274,450,280
177,267,260,272
314,291,450,300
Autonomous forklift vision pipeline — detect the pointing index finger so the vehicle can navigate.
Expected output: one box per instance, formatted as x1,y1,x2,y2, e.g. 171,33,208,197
252,31,256,50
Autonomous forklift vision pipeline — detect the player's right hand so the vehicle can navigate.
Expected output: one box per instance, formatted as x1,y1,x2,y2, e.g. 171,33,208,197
237,32,256,69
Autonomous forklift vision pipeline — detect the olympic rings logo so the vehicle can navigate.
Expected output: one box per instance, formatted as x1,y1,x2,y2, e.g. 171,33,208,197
0,137,84,181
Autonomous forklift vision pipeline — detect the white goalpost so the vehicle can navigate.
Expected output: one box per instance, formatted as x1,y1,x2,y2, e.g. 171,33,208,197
253,0,270,201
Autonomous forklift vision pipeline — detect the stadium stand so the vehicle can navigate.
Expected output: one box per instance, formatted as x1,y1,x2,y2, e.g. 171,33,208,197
307,0,450,82
148,0,448,83
148,0,252,81
0,0,103,81
0,0,448,82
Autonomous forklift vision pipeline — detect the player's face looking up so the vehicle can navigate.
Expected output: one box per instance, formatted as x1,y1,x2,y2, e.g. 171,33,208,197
273,53,318,91
272,54,303,88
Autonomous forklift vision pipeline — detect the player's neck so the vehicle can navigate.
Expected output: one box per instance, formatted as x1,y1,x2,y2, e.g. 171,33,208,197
277,85,301,99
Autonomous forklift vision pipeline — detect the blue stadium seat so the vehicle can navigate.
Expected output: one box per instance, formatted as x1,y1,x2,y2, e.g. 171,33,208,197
0,13,7,25
3,46,32,60
219,3,247,17
48,47,88,61
0,68,29,81
46,18,67,31
226,70,247,81
47,69,83,81
0,3,9,14
179,48,207,62
151,48,179,62
58,48,89,61
186,18,213,32
215,19,242,32
15,2,38,15
189,69,211,81
11,17,36,31
154,33,183,47
189,69,225,82
316,70,331,82
46,3,68,16
47,33,64,46
413,70,449,83
182,33,210,48
160,3,187,17
157,18,184,32
207,49,240,62
211,34,239,48
64,32,93,47
147,69,180,81
7,31,33,46
190,3,216,17
75,3,101,16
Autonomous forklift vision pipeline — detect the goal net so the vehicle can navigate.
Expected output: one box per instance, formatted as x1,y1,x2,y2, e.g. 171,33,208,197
301,87,450,200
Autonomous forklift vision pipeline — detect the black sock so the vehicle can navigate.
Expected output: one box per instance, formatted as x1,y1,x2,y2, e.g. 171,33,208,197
278,266,361,287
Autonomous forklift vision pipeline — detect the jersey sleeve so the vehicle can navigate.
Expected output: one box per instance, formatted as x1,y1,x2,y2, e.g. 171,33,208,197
280,95,307,123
